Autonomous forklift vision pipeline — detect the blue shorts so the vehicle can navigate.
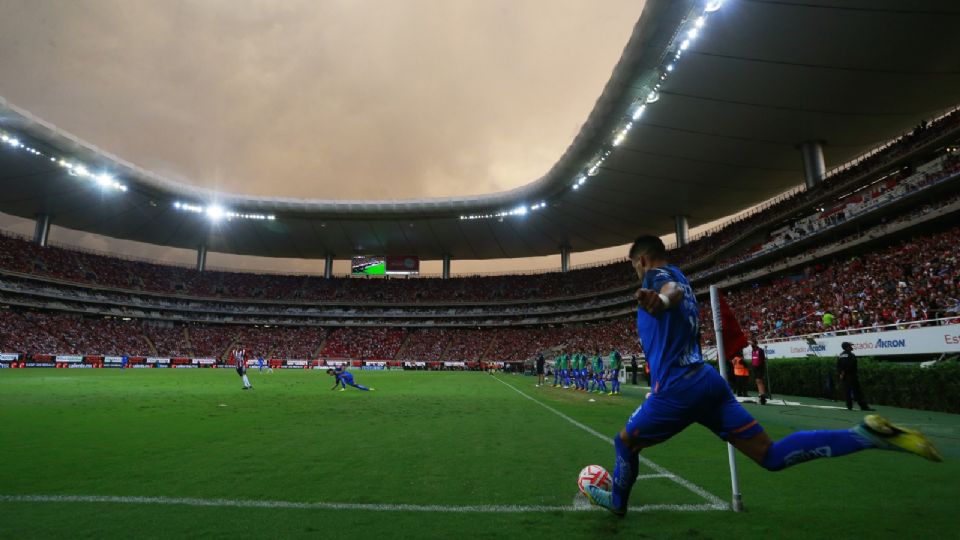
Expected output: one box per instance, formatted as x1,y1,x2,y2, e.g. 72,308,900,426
581,369,589,378
623,364,762,443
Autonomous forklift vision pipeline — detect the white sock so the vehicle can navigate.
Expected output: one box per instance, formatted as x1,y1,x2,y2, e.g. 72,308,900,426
242,374,251,387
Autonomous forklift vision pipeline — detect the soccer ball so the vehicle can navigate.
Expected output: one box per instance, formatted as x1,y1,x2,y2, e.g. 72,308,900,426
577,464,612,495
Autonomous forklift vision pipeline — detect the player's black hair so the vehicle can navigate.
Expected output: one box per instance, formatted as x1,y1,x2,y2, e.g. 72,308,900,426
326,368,335,374
629,235,667,260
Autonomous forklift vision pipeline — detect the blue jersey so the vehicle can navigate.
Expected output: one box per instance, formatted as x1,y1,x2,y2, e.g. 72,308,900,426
637,264,703,393
337,371,354,384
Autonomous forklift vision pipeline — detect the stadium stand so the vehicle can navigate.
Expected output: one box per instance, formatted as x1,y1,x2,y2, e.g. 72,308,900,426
1,113,958,364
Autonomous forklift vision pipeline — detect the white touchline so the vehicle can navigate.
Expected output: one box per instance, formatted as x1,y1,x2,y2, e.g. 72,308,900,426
0,494,724,513
492,376,729,510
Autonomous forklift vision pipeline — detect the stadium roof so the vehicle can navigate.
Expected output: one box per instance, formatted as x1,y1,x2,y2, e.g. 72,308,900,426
2,0,960,260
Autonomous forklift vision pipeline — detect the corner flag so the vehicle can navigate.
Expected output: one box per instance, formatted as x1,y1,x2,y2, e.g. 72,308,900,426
708,285,746,512
718,293,748,359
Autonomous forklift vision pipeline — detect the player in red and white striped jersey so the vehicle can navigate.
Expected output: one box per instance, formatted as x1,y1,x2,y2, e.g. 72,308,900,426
231,344,252,390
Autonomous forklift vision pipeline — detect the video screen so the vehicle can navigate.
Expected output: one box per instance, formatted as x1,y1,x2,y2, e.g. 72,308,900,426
351,256,386,275
385,255,420,275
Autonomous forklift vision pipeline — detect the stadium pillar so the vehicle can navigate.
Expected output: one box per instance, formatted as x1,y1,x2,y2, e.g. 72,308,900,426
196,245,207,272
560,245,571,273
674,215,689,247
33,213,52,247
800,141,826,189
442,254,451,279
324,254,334,279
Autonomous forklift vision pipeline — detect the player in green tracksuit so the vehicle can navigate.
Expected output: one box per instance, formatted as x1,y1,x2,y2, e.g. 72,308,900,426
561,354,572,388
577,353,587,392
609,350,623,395
590,353,607,394
572,353,582,391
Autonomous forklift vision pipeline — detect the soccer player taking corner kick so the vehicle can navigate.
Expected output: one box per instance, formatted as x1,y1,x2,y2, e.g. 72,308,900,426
584,235,943,517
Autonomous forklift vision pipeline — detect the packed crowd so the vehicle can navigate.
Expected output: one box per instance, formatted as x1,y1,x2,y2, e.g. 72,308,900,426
701,225,960,343
670,110,960,269
320,327,406,360
692,155,960,281
1,109,955,306
0,310,640,361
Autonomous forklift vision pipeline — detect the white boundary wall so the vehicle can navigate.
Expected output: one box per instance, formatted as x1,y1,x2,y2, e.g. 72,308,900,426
760,324,960,359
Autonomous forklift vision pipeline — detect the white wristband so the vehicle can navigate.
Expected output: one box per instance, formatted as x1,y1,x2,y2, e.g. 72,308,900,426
658,293,671,309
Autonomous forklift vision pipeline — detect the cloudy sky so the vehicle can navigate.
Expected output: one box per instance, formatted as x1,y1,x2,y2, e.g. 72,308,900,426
0,0,647,273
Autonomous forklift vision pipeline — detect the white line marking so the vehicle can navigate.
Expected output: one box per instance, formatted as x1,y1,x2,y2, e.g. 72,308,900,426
493,376,728,509
0,494,724,513
736,397,847,410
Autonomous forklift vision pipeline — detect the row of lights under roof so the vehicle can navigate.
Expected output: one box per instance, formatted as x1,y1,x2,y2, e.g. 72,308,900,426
577,0,722,189
173,201,275,222
460,0,724,220
460,201,547,220
0,129,277,223
1,131,128,192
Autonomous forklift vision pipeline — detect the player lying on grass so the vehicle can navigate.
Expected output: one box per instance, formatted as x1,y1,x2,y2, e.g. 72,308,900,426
327,368,373,392
584,235,943,517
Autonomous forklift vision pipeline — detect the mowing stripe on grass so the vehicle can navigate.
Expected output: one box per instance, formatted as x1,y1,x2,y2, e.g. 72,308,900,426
492,376,728,510
0,494,725,513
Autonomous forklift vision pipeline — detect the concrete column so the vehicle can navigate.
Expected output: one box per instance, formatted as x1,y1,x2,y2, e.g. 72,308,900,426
560,245,571,273
674,215,689,247
196,245,207,272
324,254,334,279
800,141,826,189
33,213,52,247
442,254,451,279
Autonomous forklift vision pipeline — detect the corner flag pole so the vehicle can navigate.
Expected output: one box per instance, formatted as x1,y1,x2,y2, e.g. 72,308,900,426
709,285,744,512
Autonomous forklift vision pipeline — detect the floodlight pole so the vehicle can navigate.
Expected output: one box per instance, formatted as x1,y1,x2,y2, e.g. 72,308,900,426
442,254,451,279
709,285,744,512
560,244,571,273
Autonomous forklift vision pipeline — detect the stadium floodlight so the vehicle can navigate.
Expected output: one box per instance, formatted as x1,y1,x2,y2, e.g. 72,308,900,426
695,16,706,28
632,104,646,121
205,204,226,221
680,39,691,51
705,0,723,12
94,173,114,188
572,183,580,190
577,175,587,185
666,63,674,72
514,205,527,216
646,90,659,104
687,28,699,40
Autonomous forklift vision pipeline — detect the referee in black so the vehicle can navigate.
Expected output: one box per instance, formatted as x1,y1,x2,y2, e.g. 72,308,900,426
535,352,546,387
836,342,874,411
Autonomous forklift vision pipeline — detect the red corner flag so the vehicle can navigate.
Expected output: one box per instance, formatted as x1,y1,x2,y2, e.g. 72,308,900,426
719,293,748,359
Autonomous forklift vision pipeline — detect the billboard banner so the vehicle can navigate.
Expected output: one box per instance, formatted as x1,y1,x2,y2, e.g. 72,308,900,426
0,353,20,361
762,324,960,359
385,256,419,275
56,355,84,363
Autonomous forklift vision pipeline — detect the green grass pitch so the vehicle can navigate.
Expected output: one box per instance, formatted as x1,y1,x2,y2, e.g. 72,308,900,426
2,369,958,539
